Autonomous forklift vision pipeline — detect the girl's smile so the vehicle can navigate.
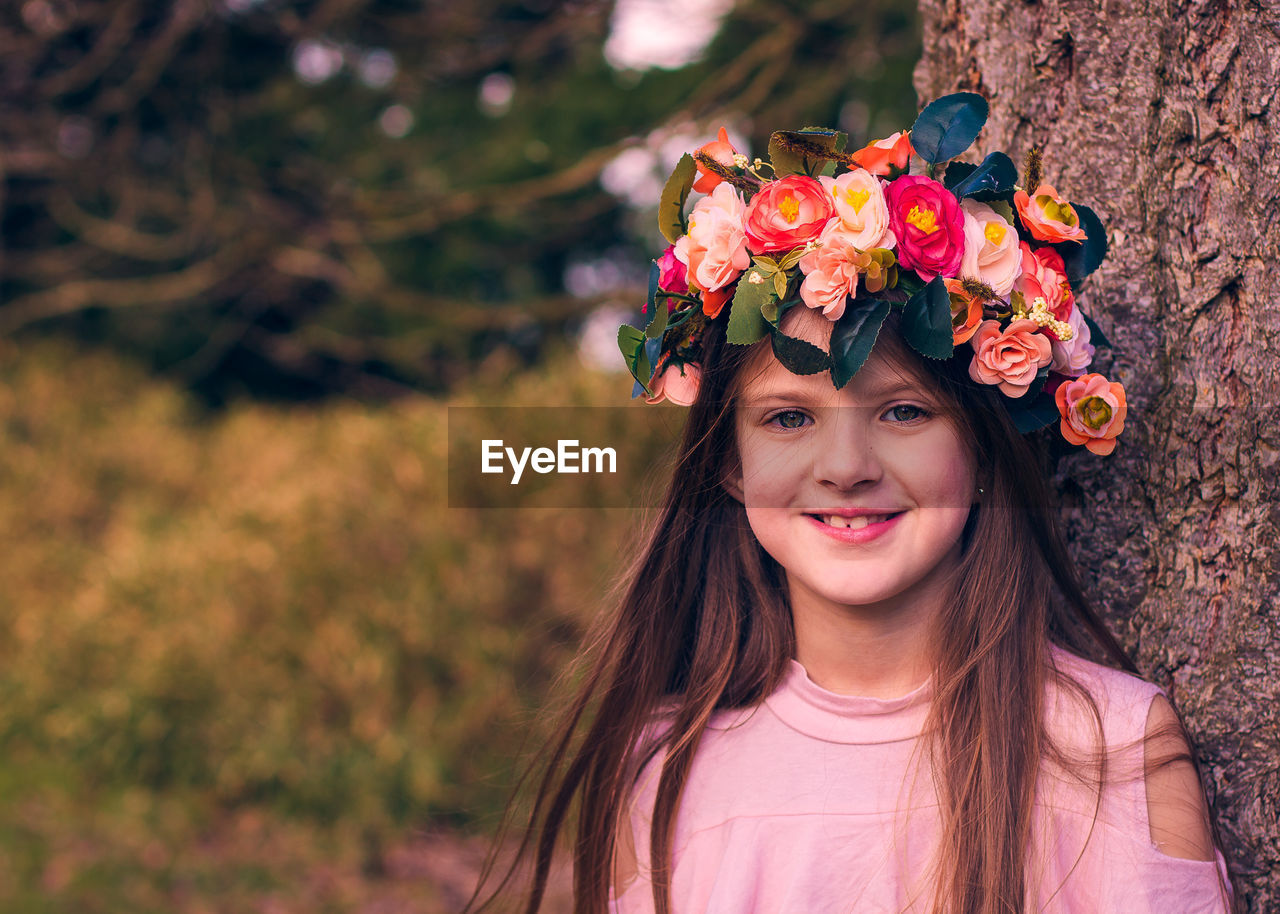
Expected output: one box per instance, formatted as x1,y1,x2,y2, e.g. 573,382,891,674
724,310,979,633
805,510,904,543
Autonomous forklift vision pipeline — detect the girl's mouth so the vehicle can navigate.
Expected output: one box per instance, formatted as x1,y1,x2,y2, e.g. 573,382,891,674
814,512,902,530
805,511,905,543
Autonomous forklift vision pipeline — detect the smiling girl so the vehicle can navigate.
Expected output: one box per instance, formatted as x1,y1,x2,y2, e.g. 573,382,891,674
470,96,1236,913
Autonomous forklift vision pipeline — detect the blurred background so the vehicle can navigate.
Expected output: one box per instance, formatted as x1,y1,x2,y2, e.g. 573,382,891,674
0,0,918,909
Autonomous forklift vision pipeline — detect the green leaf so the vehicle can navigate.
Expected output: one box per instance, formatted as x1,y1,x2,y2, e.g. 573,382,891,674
1024,364,1051,400
768,128,848,178
726,275,775,344
1004,390,1061,433
644,296,669,339
987,199,1015,224
770,326,831,375
942,161,977,191
910,93,989,164
896,273,926,298
946,151,1017,199
902,276,954,359
644,261,669,339
1081,311,1112,348
1054,203,1108,285
618,323,653,395
658,153,696,245
830,298,891,389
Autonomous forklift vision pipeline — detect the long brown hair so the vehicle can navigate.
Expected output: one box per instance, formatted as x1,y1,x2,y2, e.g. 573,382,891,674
468,309,1236,913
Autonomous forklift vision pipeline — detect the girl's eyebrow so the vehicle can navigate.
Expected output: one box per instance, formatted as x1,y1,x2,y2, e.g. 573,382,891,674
744,379,920,406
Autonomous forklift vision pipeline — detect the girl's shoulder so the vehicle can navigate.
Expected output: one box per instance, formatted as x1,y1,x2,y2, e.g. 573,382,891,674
1044,642,1168,749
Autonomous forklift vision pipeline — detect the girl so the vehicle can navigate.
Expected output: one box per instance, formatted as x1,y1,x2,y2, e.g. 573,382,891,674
473,97,1237,913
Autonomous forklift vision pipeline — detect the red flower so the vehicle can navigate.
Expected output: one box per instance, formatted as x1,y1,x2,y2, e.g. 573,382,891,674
692,127,739,195
743,176,833,254
850,130,914,176
884,175,965,282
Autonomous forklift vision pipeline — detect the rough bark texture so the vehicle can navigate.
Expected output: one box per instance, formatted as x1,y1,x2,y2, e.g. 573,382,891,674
914,0,1279,909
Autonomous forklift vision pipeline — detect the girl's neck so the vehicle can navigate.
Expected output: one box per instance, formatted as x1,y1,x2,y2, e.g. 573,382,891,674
789,582,940,699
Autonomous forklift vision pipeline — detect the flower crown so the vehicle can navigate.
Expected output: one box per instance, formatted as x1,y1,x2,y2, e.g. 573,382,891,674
617,93,1126,456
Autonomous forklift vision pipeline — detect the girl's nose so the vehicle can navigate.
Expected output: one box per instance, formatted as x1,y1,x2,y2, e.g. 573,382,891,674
810,407,883,491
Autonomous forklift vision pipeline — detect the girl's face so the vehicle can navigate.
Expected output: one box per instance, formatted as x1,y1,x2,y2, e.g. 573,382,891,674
724,311,979,623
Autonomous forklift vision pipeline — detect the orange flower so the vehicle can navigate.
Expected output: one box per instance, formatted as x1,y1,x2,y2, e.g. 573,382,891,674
1014,183,1088,243
692,127,739,195
944,278,984,345
700,284,733,318
1054,373,1126,455
850,130,914,176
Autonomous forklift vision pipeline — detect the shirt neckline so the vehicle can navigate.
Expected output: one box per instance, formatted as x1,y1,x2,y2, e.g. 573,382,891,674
762,658,934,744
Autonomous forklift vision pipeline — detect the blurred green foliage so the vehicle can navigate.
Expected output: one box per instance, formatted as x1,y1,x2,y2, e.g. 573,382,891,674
0,0,922,906
0,336,653,908
2,0,919,404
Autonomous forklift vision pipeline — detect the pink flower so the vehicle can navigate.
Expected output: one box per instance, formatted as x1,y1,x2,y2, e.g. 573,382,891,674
967,319,1053,398
743,175,834,254
1049,305,1095,377
1055,372,1126,455
692,127,739,195
656,244,687,294
1014,242,1075,322
1014,183,1088,244
645,358,702,406
797,220,863,319
850,131,914,176
959,199,1020,297
674,183,750,295
817,170,894,251
885,175,965,282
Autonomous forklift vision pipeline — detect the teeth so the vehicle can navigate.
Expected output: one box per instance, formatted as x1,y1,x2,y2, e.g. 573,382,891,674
821,514,891,529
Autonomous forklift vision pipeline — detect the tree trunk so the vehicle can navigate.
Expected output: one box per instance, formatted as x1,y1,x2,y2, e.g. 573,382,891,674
914,0,1279,909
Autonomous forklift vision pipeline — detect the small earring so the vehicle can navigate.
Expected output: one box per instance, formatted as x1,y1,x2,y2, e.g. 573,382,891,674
977,487,985,495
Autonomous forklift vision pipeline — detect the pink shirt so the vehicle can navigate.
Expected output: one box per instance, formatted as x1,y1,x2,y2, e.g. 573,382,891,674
612,646,1232,913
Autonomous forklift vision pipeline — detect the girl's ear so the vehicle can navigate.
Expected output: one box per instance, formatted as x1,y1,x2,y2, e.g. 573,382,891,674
721,457,745,503
722,472,745,504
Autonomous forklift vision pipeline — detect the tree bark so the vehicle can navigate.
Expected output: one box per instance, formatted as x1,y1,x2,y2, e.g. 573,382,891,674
914,0,1279,909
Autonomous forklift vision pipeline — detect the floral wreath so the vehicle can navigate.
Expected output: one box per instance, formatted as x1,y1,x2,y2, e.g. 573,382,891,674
617,93,1126,456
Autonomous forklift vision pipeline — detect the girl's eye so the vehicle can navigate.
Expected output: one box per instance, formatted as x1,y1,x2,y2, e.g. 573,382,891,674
768,409,810,430
885,404,929,423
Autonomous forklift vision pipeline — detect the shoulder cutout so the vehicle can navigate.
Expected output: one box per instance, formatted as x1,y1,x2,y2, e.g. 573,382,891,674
1143,694,1216,861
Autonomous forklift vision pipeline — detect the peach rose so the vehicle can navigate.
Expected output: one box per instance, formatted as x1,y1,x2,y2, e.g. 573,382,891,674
1049,305,1095,377
818,169,894,250
674,183,750,295
967,319,1053,398
959,199,1020,297
1054,372,1126,455
1014,242,1075,322
1014,183,1088,243
798,220,863,319
692,127,739,195
850,130,914,176
645,358,702,406
743,175,833,254
944,278,984,345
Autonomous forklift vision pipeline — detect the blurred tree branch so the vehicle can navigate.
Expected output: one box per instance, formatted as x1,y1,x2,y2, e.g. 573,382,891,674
0,0,919,403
